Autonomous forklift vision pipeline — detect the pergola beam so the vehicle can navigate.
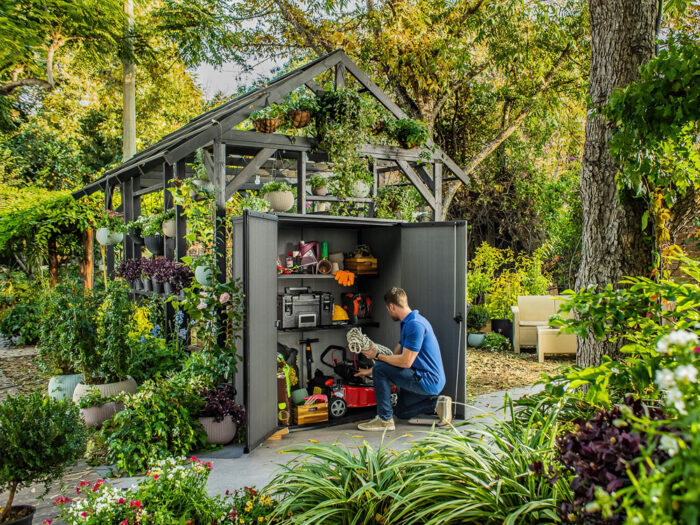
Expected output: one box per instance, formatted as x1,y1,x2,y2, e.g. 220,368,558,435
395,159,436,210
225,148,278,200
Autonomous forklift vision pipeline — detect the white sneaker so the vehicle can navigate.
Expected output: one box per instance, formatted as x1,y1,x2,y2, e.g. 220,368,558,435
357,416,395,431
435,395,453,426
407,416,441,425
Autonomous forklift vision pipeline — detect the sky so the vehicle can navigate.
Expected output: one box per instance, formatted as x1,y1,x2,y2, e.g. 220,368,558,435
193,57,282,99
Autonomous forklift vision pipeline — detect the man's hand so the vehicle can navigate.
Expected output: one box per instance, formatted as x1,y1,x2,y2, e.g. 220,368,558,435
354,367,373,378
361,341,378,360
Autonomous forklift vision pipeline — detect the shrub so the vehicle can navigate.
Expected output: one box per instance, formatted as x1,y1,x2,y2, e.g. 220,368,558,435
96,280,135,383
0,294,43,345
102,373,207,475
222,486,279,524
467,304,490,333
389,118,430,149
260,181,292,195
0,392,87,523
199,383,246,425
482,332,511,352
127,335,186,384
308,174,328,191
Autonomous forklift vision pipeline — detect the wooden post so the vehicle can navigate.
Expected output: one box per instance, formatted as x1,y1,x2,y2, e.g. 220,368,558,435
80,229,94,292
163,163,174,259
105,184,115,281
175,161,187,261
368,160,377,218
335,63,346,90
297,151,307,214
434,162,443,221
213,140,228,348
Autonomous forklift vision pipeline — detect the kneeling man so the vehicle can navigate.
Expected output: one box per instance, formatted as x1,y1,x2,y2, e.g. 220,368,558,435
356,287,452,431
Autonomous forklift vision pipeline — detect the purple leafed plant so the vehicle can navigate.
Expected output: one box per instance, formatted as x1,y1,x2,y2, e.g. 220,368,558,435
165,260,193,293
141,257,157,278
556,397,670,524
199,384,246,425
116,258,142,282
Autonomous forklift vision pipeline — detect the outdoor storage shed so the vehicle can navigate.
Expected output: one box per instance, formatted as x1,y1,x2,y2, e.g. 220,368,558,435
232,211,467,452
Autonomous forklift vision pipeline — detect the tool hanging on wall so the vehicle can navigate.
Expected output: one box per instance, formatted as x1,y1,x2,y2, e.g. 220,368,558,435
298,337,319,389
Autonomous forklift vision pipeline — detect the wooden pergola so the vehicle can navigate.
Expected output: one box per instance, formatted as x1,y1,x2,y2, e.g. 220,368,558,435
73,50,468,280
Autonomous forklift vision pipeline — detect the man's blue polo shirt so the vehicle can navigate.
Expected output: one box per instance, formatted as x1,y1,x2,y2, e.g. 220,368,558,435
399,310,446,395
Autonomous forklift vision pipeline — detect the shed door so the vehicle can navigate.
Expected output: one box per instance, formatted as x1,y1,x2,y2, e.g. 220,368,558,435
236,211,279,451
400,222,467,418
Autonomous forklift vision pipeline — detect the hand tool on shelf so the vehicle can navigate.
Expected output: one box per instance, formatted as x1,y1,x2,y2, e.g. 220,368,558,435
298,337,319,389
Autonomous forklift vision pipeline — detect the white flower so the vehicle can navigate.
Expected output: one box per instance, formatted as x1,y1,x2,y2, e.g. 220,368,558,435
666,387,687,415
666,330,698,346
659,435,680,457
655,368,676,390
675,364,698,384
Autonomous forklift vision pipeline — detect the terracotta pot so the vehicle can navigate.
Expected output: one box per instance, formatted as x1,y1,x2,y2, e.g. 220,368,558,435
351,181,371,198
198,415,237,445
162,219,176,237
48,373,83,400
2,505,34,525
288,110,311,128
253,117,282,133
80,401,124,428
73,376,138,403
96,228,123,246
264,191,295,212
312,185,328,196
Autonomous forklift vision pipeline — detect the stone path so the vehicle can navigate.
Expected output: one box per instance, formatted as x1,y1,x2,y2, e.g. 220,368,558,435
0,346,42,401
3,384,543,524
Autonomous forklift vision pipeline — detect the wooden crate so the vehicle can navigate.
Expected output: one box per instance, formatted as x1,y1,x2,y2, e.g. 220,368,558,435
344,256,378,275
293,403,329,425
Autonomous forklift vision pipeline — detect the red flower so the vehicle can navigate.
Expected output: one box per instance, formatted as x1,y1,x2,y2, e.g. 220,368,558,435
225,490,230,495
79,481,92,487
153,474,159,480
694,346,700,354
118,498,126,505
42,520,53,524
129,500,142,508
52,496,70,506
76,488,80,495
188,456,200,463
204,462,213,469
80,512,88,517
121,520,129,525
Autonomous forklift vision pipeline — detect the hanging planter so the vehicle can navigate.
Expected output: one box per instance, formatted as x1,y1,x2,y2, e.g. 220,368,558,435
351,180,371,198
392,118,430,150
261,181,295,212
96,228,123,246
252,117,282,133
144,234,164,255
162,218,176,237
195,265,212,286
309,174,328,196
288,110,311,128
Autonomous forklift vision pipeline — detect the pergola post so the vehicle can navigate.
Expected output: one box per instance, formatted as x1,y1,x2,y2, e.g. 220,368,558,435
174,161,187,261
163,163,174,259
213,140,228,348
104,183,115,279
434,162,443,221
297,151,307,214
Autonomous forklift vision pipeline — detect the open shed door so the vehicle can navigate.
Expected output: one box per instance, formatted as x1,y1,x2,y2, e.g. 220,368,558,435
233,211,279,451
400,221,467,418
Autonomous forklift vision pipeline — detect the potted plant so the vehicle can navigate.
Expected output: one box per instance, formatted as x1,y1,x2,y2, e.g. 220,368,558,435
160,209,177,237
316,89,364,126
466,305,490,348
148,257,170,294
95,210,125,246
0,392,87,525
116,258,143,291
486,273,520,342
309,174,329,196
239,195,269,213
286,96,318,129
72,281,139,403
159,260,193,295
350,169,373,198
77,389,124,428
250,105,284,133
126,215,148,245
482,332,512,352
260,181,295,212
197,384,245,445
390,118,429,149
38,286,89,401
141,215,165,255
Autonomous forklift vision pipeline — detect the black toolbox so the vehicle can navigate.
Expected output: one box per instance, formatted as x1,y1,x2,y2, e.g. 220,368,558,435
277,287,334,329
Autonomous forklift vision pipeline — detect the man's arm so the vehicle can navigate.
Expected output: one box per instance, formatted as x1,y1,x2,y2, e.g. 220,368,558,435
392,343,401,355
375,347,418,368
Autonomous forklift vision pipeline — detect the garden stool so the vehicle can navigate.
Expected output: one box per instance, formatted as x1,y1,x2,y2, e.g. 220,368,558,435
536,326,577,363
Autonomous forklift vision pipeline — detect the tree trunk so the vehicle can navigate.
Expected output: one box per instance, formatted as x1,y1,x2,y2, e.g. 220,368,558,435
0,481,18,522
122,0,136,161
575,0,658,366
47,234,59,287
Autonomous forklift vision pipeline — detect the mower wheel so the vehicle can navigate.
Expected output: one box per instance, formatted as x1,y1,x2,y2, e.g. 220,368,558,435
329,396,348,418
390,392,398,407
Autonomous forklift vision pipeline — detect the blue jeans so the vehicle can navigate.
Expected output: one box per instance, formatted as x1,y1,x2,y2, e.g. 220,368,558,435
373,361,437,420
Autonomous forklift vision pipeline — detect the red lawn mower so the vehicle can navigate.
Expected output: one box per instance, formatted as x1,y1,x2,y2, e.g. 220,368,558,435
315,345,398,419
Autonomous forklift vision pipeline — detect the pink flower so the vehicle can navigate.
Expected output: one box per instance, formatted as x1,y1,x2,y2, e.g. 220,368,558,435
129,500,142,508
219,292,230,304
693,346,700,354
43,520,53,524
204,461,213,469
118,498,125,504
197,299,207,310
80,512,88,517
121,520,129,525
153,474,159,480
53,496,70,506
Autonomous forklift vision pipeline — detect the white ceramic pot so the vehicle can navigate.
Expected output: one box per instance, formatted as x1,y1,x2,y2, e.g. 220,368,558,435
48,374,83,400
80,401,124,428
96,228,123,246
72,376,138,403
198,415,237,445
312,186,328,196
264,191,295,212
351,181,371,198
162,219,176,237
195,266,212,286
314,202,331,213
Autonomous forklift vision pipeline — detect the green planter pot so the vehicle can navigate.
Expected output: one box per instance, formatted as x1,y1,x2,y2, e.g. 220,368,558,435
195,266,212,286
467,333,485,348
48,373,83,400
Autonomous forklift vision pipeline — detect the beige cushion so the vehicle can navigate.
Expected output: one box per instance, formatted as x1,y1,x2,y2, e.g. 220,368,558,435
516,296,558,322
520,320,549,327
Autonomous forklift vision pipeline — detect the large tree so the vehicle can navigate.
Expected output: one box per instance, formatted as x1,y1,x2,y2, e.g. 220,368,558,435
575,0,659,366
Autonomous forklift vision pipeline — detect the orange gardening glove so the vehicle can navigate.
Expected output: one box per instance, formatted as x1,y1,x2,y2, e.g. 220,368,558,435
334,270,355,287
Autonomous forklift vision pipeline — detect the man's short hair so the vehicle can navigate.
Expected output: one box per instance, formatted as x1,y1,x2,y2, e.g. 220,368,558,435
384,287,408,307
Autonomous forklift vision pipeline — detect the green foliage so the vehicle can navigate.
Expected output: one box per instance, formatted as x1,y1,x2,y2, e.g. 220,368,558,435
466,304,490,333
102,373,207,476
0,187,101,276
96,209,126,232
269,398,571,525
308,174,328,191
250,104,285,120
260,181,292,195
375,185,422,220
0,392,87,501
97,280,136,383
128,335,186,384
0,290,43,345
482,332,511,352
467,242,513,303
77,388,118,409
286,95,319,115
137,209,175,237
388,118,430,149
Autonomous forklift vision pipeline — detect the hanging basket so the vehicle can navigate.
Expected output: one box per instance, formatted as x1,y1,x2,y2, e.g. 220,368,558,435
253,117,282,133
288,110,311,129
